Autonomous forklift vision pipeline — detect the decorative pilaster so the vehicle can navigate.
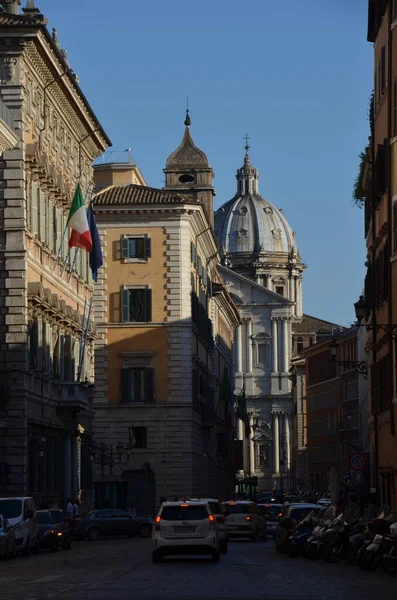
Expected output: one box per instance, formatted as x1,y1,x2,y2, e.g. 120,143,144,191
283,319,289,372
285,413,291,471
271,318,278,373
249,414,255,475
247,318,253,373
236,325,243,373
273,412,280,475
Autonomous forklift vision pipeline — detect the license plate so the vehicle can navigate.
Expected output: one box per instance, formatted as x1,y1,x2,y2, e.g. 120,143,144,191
174,526,195,533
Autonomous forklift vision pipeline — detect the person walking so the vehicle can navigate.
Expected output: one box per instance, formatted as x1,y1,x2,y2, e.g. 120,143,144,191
73,499,80,517
66,498,74,520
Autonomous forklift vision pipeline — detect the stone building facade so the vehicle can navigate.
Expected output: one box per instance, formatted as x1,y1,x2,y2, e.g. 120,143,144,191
92,117,240,513
0,2,110,506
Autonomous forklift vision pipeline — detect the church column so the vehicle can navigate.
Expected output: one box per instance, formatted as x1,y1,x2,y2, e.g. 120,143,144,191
249,415,255,476
63,437,72,499
283,319,289,372
236,326,242,373
237,418,244,476
297,278,302,316
272,319,278,373
285,413,291,471
294,277,299,316
247,319,253,373
291,275,296,312
273,413,280,476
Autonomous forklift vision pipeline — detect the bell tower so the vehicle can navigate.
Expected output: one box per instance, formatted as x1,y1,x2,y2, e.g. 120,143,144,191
163,110,215,226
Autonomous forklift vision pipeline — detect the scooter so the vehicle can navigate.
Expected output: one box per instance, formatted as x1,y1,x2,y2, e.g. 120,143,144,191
380,522,397,575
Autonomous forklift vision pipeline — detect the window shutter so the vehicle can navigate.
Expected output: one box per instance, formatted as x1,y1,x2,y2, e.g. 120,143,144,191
36,317,43,371
121,368,131,403
59,334,65,380
82,250,87,281
144,368,154,402
121,289,130,322
73,338,80,381
45,322,52,374
32,182,38,236
48,203,54,251
55,207,62,255
39,191,46,244
29,319,39,369
62,213,68,261
121,237,129,259
144,237,151,258
144,289,152,322
64,335,72,380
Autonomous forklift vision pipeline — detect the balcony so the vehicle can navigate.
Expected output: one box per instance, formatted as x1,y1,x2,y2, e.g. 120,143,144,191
0,370,91,410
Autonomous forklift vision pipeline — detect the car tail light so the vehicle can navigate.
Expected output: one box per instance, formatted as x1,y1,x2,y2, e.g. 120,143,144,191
246,516,252,521
155,516,161,531
278,513,283,518
57,532,62,537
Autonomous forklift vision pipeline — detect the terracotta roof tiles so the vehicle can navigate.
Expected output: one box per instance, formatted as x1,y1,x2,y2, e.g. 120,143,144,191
94,184,201,207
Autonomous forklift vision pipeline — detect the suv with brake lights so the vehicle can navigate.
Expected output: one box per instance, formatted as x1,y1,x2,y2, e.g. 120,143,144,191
152,501,220,563
189,498,228,552
221,501,266,541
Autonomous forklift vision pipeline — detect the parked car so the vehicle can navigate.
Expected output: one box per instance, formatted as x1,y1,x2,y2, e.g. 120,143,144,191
276,503,321,553
221,501,266,541
258,492,275,504
0,514,17,559
152,501,220,563
0,497,38,555
49,509,72,549
190,498,229,552
37,510,60,552
71,508,144,540
134,516,154,538
258,503,283,537
317,498,331,507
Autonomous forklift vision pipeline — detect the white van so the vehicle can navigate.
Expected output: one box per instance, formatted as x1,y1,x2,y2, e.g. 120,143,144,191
0,497,39,554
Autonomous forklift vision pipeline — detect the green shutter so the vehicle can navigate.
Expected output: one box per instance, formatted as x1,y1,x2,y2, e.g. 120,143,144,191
121,289,130,322
121,368,131,403
144,289,152,322
39,190,46,244
32,182,38,236
121,237,129,259
144,368,154,402
48,203,54,251
144,237,151,258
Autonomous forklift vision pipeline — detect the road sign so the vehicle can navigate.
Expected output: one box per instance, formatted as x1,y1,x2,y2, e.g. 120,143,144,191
349,452,367,471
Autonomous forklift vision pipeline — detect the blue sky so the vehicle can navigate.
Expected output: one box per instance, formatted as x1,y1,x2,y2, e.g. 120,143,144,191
39,0,372,326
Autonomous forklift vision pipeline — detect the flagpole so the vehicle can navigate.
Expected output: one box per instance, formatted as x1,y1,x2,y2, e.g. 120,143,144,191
60,247,70,277
78,298,87,377
52,222,69,272
77,297,93,382
67,248,80,283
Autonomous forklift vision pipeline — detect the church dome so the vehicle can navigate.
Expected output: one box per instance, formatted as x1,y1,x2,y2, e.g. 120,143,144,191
215,152,298,256
165,110,210,168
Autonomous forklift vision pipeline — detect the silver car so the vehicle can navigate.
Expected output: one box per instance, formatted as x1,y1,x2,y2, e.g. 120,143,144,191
0,514,17,559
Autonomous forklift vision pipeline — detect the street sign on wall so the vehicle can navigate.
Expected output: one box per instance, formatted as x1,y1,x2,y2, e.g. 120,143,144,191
349,452,367,471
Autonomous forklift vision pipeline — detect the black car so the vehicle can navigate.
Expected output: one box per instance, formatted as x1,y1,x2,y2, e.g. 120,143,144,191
71,509,152,541
49,509,72,550
37,510,60,552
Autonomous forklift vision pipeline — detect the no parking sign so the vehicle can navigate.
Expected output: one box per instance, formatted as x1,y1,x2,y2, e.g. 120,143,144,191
349,452,367,471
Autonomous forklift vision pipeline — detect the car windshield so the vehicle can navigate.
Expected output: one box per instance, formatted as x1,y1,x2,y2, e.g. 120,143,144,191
49,510,63,524
223,503,251,514
37,512,53,525
161,505,209,521
259,505,282,520
0,499,22,519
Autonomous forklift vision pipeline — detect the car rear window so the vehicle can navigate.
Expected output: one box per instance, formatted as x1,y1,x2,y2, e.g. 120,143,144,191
37,512,53,525
207,502,221,514
0,499,22,519
290,507,318,522
223,503,252,514
259,505,282,520
49,510,62,524
161,505,209,521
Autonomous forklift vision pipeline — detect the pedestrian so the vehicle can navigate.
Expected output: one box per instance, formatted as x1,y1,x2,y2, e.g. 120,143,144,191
66,498,74,520
73,499,80,517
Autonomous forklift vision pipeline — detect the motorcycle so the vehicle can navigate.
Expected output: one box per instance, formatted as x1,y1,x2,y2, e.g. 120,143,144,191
380,522,397,575
358,512,397,571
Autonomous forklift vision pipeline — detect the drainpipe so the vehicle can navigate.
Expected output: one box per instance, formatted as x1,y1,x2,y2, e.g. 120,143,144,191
387,0,395,437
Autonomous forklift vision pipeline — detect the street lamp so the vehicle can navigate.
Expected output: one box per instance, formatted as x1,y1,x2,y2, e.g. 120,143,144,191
90,441,132,477
328,338,368,379
354,295,366,324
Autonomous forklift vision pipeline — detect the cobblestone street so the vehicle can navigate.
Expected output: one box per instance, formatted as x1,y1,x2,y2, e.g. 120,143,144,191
0,537,395,600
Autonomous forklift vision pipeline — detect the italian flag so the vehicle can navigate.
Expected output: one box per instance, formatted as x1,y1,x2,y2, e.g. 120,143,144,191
67,184,93,252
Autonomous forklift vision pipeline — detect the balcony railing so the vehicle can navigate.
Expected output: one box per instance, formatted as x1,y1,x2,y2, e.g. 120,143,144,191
0,370,91,408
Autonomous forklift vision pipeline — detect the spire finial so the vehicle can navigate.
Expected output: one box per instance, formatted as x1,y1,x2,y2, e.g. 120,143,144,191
184,97,191,127
243,133,251,155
